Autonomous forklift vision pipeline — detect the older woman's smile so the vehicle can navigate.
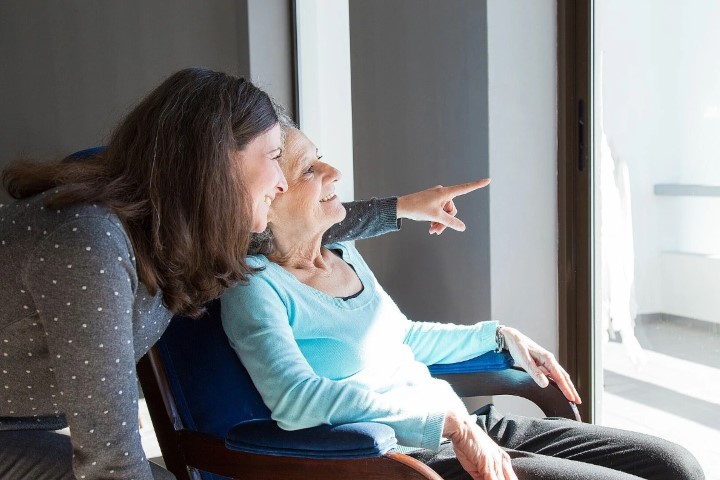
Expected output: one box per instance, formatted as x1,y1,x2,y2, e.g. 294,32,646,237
319,193,336,202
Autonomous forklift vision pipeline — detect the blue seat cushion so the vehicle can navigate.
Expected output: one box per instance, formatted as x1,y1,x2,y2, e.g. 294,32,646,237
428,350,514,375
226,419,397,459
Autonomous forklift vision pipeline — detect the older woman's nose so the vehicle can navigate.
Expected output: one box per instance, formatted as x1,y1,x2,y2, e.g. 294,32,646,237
328,164,342,183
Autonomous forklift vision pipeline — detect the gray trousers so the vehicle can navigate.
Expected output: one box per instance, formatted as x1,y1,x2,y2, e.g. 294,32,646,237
0,430,176,480
408,405,704,480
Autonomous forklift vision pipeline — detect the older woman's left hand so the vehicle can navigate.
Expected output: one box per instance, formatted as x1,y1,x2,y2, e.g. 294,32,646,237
499,326,582,405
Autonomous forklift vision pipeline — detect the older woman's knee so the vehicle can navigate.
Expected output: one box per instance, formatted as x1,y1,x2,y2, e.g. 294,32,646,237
647,438,704,480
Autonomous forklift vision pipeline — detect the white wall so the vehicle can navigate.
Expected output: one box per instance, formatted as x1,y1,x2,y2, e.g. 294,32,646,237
487,0,557,417
295,0,354,202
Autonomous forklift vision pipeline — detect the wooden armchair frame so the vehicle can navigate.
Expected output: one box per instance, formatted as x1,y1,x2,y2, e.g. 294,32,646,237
138,341,579,480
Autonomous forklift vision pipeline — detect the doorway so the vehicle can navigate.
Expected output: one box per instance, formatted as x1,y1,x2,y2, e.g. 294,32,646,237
592,2,720,477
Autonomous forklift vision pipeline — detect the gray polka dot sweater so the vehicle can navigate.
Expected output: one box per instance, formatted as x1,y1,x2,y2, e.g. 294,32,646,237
0,191,398,479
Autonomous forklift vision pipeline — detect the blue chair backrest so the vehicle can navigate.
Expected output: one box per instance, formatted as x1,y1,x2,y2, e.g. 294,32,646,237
62,146,106,162
154,299,272,438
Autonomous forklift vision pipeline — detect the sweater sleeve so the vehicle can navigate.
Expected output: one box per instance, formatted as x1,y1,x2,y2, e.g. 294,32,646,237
23,218,152,480
402,320,499,366
221,275,446,450
323,197,400,244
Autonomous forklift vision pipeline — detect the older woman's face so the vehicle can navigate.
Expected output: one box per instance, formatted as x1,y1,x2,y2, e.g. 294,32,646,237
268,128,346,236
235,123,288,233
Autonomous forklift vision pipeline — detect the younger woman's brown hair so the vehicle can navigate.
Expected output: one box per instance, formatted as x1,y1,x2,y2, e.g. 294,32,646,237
2,67,279,317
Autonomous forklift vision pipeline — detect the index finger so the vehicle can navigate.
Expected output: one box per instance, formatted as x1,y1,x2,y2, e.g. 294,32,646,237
545,363,581,404
444,178,491,198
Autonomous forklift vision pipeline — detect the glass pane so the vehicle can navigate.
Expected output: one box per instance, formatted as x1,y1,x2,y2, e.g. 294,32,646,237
593,2,720,478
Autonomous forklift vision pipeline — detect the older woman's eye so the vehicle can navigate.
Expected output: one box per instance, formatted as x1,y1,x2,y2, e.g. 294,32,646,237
303,165,315,175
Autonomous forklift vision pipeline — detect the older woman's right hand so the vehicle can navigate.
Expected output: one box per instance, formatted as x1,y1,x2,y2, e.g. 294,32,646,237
499,326,582,405
443,410,518,480
396,179,491,234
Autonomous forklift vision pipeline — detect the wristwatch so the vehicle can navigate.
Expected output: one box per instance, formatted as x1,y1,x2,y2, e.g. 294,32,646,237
495,324,506,353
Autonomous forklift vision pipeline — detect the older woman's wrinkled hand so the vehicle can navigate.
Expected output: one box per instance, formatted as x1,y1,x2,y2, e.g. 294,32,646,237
499,327,582,404
396,179,491,235
443,410,517,480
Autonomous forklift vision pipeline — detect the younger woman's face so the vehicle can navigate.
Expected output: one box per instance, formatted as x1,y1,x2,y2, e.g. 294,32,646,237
235,124,288,233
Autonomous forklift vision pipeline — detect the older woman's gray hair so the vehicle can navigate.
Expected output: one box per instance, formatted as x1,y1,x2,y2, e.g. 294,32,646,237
248,227,274,256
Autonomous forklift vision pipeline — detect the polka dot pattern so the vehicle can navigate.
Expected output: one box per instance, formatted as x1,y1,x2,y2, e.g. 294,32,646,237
321,197,400,244
0,196,172,479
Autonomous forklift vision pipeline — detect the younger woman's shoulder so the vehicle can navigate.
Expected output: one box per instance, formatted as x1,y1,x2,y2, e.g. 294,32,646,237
50,202,130,250
5,192,122,228
1,193,130,254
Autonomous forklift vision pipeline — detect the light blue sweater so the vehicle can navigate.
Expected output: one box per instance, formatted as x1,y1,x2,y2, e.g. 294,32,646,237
221,242,498,450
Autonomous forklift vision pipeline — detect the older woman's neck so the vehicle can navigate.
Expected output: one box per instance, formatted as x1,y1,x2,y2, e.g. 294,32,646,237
269,232,328,270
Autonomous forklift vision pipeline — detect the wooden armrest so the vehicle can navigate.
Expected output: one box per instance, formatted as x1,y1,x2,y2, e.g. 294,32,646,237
177,430,441,480
434,367,581,421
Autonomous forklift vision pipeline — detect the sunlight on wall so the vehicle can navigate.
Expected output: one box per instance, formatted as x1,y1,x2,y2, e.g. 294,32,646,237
295,0,354,202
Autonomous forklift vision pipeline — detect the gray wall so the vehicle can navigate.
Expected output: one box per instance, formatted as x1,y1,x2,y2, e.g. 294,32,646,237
0,0,294,201
350,0,491,324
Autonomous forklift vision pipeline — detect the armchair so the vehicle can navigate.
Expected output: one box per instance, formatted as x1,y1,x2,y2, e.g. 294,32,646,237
137,300,580,480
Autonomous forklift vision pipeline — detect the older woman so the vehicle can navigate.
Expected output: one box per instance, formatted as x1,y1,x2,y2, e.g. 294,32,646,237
221,127,704,480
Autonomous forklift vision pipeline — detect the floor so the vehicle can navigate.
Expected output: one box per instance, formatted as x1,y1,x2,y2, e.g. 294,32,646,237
602,316,720,480
138,397,164,467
